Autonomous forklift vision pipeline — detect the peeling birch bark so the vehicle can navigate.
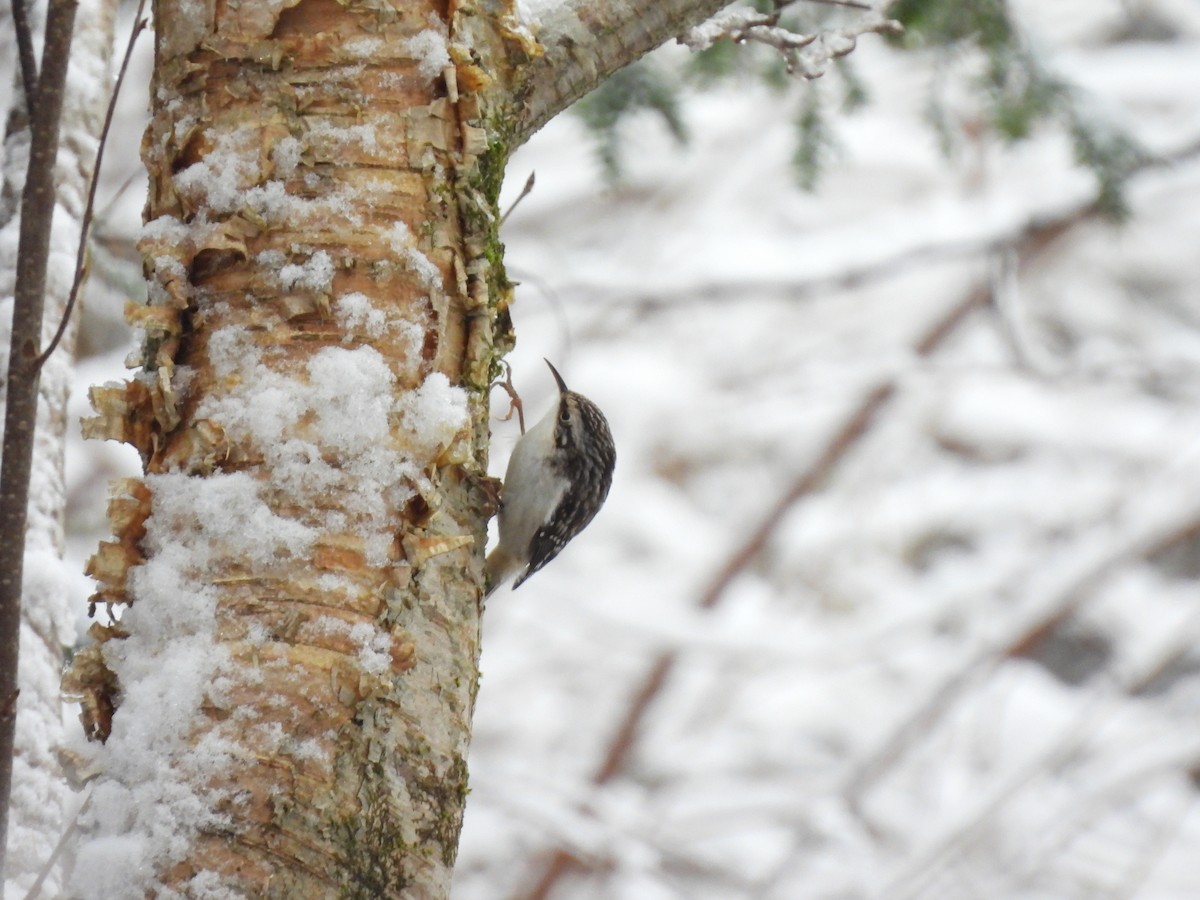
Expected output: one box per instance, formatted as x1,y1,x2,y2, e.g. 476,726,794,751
64,0,744,894
67,0,518,894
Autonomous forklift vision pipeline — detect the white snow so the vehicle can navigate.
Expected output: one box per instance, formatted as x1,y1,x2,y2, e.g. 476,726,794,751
304,119,379,154
270,134,302,176
26,0,1200,896
334,290,388,339
66,473,243,898
197,327,465,565
405,29,450,83
387,221,442,291
277,249,334,293
172,126,364,226
171,128,262,215
395,371,470,460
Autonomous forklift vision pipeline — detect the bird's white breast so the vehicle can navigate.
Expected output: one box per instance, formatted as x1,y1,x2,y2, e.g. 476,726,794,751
497,407,567,557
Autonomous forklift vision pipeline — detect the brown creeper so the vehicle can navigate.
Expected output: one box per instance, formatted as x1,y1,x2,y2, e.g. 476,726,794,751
485,360,616,595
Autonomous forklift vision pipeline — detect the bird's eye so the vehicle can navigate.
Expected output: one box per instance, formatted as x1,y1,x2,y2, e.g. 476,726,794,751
559,410,570,423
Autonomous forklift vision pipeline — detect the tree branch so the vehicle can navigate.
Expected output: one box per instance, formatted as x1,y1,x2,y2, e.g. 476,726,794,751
515,0,735,143
515,0,900,143
11,0,40,113
0,0,79,873
678,4,900,78
34,0,148,370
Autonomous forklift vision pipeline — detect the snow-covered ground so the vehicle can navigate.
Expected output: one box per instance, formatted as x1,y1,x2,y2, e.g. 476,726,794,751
44,0,1200,897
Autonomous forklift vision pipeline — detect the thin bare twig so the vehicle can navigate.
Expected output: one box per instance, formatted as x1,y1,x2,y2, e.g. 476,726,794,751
34,0,149,370
91,167,141,230
11,0,39,112
22,789,92,900
679,4,901,78
801,0,875,10
500,171,536,226
0,0,80,872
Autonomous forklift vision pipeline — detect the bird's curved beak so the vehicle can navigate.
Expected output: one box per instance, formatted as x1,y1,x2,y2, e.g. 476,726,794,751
544,359,568,394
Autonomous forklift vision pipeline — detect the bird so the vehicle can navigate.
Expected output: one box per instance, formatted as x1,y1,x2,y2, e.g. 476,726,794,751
485,360,616,596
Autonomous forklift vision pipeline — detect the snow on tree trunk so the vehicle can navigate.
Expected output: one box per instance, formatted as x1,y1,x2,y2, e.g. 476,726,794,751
0,0,117,892
61,0,743,892
63,0,527,894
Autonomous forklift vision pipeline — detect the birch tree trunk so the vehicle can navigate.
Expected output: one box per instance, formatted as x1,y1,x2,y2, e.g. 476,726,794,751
0,0,117,891
65,0,733,894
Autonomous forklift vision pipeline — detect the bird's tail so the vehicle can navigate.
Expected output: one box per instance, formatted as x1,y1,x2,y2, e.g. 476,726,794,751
484,547,521,598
